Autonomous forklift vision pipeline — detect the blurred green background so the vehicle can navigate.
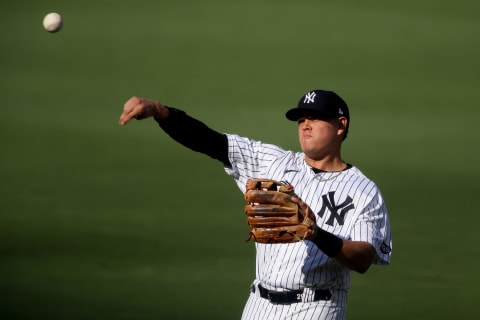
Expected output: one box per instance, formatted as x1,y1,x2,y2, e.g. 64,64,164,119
1,0,479,319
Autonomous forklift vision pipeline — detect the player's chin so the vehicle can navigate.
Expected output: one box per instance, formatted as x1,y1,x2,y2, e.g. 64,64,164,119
301,146,324,159
299,140,315,152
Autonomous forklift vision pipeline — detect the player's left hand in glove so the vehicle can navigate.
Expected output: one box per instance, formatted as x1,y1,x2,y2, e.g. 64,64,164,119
244,178,317,244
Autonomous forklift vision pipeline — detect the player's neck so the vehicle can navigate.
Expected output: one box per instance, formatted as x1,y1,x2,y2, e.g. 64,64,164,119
304,157,347,172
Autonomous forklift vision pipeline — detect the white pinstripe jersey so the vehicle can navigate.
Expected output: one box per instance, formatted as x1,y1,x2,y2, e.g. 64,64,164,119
224,134,392,293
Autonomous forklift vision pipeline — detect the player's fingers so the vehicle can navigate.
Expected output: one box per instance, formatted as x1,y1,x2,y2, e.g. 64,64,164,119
119,96,143,125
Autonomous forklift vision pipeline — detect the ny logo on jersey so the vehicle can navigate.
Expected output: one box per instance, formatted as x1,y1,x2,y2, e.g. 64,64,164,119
303,91,316,103
318,191,355,226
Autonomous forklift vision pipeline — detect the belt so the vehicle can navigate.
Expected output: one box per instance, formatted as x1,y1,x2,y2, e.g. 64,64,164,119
252,283,332,304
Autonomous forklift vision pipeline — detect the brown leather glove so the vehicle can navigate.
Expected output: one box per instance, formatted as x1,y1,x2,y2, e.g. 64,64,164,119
244,178,316,244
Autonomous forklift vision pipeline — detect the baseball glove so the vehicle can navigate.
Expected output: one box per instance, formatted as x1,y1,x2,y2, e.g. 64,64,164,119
244,178,316,244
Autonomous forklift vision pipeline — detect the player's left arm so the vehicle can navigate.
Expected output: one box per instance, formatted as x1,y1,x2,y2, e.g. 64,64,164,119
292,196,376,274
309,228,375,274
332,240,376,274
334,187,391,272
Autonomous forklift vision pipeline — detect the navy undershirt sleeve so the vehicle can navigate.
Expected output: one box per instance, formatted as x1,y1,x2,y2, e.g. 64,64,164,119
155,107,231,167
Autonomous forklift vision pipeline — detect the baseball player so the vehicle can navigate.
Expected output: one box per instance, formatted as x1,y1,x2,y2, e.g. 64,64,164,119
119,89,392,320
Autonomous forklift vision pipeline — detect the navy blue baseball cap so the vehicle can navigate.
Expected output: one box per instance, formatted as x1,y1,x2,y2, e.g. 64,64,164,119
286,89,350,122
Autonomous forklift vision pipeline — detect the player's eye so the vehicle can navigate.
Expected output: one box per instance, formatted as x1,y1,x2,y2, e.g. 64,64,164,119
298,116,318,124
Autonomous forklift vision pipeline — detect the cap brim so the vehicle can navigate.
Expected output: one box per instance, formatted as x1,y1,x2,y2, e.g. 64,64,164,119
285,108,333,121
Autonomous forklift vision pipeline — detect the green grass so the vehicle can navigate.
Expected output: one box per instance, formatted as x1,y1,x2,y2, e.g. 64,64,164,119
1,0,479,319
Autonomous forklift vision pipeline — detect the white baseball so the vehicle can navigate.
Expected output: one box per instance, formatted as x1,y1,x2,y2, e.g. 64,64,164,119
43,12,63,33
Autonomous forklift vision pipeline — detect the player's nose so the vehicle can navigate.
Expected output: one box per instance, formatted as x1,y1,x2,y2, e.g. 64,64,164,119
300,119,312,130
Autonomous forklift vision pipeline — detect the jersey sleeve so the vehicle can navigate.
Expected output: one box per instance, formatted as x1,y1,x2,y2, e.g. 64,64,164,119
223,134,288,192
351,187,392,265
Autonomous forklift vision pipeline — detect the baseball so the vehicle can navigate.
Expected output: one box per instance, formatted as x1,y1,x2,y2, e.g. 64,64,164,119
43,12,63,33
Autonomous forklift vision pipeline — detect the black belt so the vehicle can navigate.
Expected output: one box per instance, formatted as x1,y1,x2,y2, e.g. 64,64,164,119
252,284,332,304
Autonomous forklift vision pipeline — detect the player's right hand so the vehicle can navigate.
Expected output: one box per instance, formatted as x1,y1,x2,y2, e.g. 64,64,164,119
119,96,168,125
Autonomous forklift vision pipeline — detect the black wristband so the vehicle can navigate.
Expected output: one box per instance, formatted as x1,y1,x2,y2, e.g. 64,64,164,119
311,228,344,258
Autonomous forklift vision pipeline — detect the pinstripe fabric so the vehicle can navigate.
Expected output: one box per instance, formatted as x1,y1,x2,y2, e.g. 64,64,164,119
225,134,392,320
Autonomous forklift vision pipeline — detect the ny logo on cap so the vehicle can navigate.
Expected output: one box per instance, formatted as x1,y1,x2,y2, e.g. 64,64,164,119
303,92,316,104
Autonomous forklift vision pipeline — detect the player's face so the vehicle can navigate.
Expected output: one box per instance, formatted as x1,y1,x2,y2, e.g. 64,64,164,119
297,116,344,159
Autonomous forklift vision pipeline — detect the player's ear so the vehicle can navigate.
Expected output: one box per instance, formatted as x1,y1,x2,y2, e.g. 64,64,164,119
337,117,348,139
337,117,347,130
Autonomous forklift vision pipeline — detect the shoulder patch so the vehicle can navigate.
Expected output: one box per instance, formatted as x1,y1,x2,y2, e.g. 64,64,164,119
380,242,392,254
